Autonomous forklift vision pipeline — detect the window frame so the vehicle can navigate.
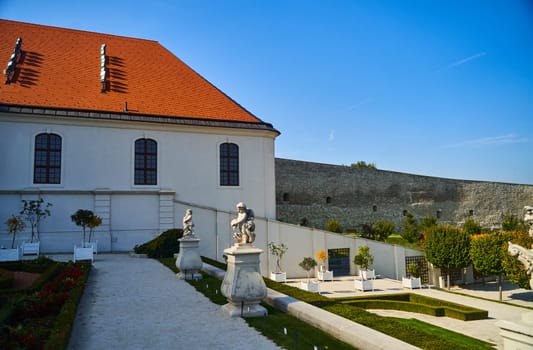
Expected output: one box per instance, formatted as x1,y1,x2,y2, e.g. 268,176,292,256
219,142,240,187
133,138,158,186
33,132,63,185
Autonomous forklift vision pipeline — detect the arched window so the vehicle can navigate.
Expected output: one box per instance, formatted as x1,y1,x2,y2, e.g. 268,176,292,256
220,142,239,186
34,133,61,184
134,138,157,185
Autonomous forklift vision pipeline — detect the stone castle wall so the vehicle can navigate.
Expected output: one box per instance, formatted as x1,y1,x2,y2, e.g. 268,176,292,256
275,158,533,231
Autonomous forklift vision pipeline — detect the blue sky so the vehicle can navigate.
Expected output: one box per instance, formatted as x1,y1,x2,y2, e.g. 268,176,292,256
2,1,532,184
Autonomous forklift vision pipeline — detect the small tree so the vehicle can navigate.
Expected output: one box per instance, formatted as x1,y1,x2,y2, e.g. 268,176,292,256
470,232,509,301
316,249,327,271
463,217,482,235
350,161,377,169
5,215,25,248
325,219,342,233
373,220,395,241
424,225,471,289
420,216,438,232
502,230,533,290
299,257,317,282
87,215,102,242
71,209,95,242
268,242,288,273
401,211,421,243
20,198,52,242
407,261,421,278
353,245,374,271
501,214,527,232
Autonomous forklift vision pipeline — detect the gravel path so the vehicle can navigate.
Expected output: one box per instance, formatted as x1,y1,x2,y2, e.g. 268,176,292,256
67,254,280,350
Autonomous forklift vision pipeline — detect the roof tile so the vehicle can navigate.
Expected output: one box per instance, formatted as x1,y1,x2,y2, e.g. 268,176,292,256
0,19,263,124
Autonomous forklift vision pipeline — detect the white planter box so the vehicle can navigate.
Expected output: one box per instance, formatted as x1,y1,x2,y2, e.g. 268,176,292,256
354,278,374,291
21,242,40,256
74,246,94,263
0,248,20,262
318,270,333,281
402,277,421,289
270,272,286,282
361,269,375,280
300,281,320,293
82,240,98,254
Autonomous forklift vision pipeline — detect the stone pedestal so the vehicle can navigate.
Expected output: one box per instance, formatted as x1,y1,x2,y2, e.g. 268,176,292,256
221,243,267,318
175,236,203,280
497,312,533,349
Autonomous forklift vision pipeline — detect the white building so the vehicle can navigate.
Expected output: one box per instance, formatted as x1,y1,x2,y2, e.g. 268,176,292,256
0,19,279,254
0,20,423,281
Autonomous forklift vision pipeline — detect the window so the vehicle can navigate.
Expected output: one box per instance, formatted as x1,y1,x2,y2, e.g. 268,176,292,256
220,142,239,186
34,133,61,184
134,138,157,185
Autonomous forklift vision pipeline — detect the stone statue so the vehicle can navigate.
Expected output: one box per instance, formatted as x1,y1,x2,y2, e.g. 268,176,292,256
182,209,195,237
508,242,533,290
524,206,533,238
230,202,255,244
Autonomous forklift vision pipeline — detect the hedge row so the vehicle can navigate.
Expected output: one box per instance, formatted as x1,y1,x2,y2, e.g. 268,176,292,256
44,261,91,349
341,293,488,321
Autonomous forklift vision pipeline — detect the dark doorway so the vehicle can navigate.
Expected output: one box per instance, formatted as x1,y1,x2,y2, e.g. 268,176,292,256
328,248,350,276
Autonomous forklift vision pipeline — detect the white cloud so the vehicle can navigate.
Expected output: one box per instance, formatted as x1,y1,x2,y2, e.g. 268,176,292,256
437,52,487,72
445,134,528,148
329,129,335,141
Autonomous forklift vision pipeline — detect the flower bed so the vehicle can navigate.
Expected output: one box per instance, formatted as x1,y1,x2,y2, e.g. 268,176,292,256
0,260,91,349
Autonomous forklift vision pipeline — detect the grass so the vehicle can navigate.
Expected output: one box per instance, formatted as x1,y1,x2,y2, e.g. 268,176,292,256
159,257,356,350
199,256,495,350
322,304,493,350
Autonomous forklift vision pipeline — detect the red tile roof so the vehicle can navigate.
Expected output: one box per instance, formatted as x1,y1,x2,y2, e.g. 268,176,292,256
0,19,267,125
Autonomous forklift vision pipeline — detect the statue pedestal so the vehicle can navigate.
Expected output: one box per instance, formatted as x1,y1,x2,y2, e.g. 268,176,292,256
175,236,203,280
221,243,267,318
497,312,533,349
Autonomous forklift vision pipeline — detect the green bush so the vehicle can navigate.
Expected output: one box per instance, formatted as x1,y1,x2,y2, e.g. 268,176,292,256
325,219,343,233
343,300,445,317
339,293,488,321
134,228,183,258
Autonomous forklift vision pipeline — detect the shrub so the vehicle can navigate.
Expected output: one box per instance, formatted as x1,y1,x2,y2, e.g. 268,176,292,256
134,228,183,258
401,211,421,243
325,219,343,233
353,245,373,270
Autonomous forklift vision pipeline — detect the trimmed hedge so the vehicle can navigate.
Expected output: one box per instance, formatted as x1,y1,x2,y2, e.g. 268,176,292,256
44,262,91,349
343,300,446,317
134,228,183,258
341,293,488,321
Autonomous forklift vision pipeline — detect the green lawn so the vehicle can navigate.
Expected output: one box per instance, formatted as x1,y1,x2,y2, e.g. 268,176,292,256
161,257,495,350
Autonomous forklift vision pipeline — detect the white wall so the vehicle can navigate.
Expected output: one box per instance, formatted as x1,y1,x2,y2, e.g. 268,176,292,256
0,114,277,252
0,115,277,217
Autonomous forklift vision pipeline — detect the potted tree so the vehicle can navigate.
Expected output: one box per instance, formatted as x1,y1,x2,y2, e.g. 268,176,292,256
86,215,102,254
299,257,319,292
403,261,422,289
71,209,96,261
19,198,51,255
1,215,25,261
268,242,288,282
353,245,374,291
316,249,333,281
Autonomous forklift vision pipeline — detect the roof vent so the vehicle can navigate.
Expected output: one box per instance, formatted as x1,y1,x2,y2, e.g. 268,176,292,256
3,37,22,84
100,43,107,93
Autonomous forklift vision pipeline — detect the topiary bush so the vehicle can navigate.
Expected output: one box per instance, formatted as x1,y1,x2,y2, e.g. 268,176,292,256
134,228,183,258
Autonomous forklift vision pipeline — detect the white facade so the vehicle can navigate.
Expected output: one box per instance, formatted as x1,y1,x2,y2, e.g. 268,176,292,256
0,113,277,252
